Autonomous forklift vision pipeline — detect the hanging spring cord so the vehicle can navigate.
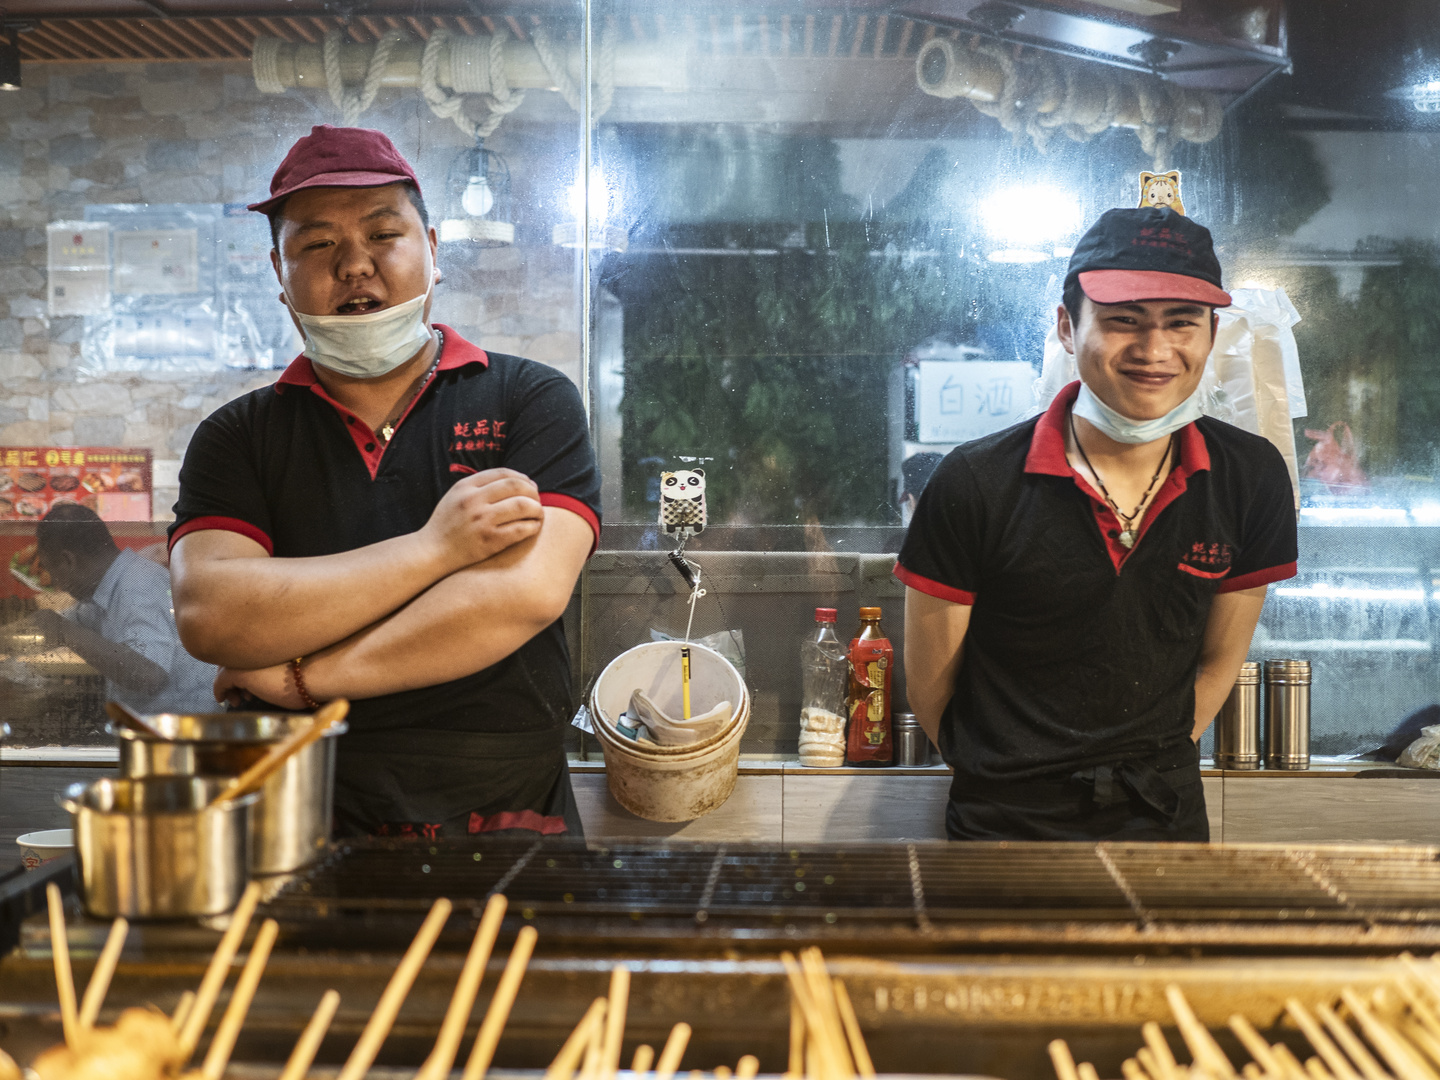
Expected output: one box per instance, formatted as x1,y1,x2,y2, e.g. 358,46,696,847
667,538,706,644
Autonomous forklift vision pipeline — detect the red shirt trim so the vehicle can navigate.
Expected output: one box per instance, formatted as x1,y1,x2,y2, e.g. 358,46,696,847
893,563,976,606
1026,381,1212,573
1219,561,1297,594
1177,561,1229,581
168,515,274,555
275,324,489,481
540,492,601,556
467,809,568,836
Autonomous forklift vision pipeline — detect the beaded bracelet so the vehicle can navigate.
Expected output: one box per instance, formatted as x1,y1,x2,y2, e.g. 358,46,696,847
290,657,320,711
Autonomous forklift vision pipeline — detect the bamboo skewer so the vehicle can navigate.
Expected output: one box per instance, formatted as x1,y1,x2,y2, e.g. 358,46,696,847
1340,989,1437,1080
580,1010,605,1080
1315,1002,1390,1080
1142,1021,1181,1080
654,1023,692,1080
1275,1042,1317,1080
1137,1047,1165,1080
789,996,805,1079
179,880,263,1060
1166,985,1238,1079
200,918,279,1080
1122,1057,1152,1080
1228,1014,1285,1077
336,897,453,1080
170,991,197,1035
546,999,607,1080
417,894,508,1080
598,965,632,1080
77,917,128,1030
1048,1039,1081,1080
45,884,79,1049
1078,1062,1102,1080
715,1067,733,1080
1241,1064,1265,1080
833,978,875,1080
736,1055,760,1079
1288,1000,1365,1080
277,989,341,1080
782,952,846,1080
632,1045,656,1075
461,924,539,1080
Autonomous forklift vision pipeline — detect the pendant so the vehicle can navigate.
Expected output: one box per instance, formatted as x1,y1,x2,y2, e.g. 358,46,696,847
1119,529,1136,549
380,424,394,443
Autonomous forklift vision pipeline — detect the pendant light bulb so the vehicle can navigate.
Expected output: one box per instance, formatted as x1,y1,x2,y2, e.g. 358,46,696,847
462,173,494,218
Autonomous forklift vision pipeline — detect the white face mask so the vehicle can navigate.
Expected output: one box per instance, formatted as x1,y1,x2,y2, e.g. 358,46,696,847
1073,381,1202,445
287,282,434,379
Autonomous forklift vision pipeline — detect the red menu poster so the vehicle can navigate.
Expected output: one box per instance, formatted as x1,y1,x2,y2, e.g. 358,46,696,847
0,447,153,522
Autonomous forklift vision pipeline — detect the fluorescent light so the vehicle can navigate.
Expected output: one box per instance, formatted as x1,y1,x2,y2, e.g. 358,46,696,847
1274,583,1425,602
980,185,1081,247
567,166,617,226
1414,503,1440,526
987,248,1051,264
1052,246,1074,259
1299,507,1409,525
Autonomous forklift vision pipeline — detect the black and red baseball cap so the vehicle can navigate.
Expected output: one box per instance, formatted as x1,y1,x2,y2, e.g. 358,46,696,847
1064,206,1231,308
248,125,420,214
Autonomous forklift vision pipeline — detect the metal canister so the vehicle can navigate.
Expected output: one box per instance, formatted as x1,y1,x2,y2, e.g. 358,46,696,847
1215,661,1262,770
1264,659,1312,771
892,712,931,768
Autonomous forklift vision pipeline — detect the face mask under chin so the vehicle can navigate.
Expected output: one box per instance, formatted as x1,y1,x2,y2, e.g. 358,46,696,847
1073,381,1203,445
287,284,435,379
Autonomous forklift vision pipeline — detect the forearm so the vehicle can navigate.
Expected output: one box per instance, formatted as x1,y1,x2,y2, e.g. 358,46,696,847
1191,585,1268,741
172,530,452,669
52,621,167,695
903,587,972,745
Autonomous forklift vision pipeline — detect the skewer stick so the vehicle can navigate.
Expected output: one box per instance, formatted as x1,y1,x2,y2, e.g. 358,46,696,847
1242,1064,1265,1080
1309,1057,1340,1080
632,1045,656,1075
1314,1002,1389,1080
201,918,279,1080
782,952,843,1080
1079,1063,1101,1080
1049,1039,1082,1080
278,989,340,1080
1289,1001,1365,1080
1167,985,1237,1079
789,995,805,1078
580,1011,605,1080
1340,989,1437,1080
1399,981,1440,1046
45,883,79,1049
1137,1048,1164,1080
336,897,453,1080
1123,1059,1153,1080
833,979,876,1080
1141,1021,1181,1080
715,1067,733,1080
800,949,852,1079
1228,1015,1285,1077
78,917,129,1030
417,894,509,1080
179,880,263,1060
461,924,539,1080
597,965,632,1080
1404,1023,1440,1073
1274,1042,1317,1080
736,1055,760,1079
654,1023,692,1080
545,999,607,1080
171,991,197,1034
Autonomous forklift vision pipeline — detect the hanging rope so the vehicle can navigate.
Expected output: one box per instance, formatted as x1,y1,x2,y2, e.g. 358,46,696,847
419,27,527,139
323,28,403,126
531,20,617,118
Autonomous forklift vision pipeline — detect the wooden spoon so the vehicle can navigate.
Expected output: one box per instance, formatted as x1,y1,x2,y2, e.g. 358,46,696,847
104,701,166,741
216,699,349,805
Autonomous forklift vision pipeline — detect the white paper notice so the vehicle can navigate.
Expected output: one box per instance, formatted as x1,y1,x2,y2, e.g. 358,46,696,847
114,228,199,295
916,360,1036,444
47,222,111,316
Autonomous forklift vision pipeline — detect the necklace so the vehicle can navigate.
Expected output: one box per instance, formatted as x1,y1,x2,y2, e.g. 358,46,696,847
1069,412,1174,550
380,329,443,443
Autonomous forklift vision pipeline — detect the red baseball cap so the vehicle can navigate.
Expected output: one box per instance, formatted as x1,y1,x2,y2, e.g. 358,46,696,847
248,125,420,214
1066,207,1232,308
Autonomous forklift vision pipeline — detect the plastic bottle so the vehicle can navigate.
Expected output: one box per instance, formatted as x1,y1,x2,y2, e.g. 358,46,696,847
798,607,848,768
845,606,894,766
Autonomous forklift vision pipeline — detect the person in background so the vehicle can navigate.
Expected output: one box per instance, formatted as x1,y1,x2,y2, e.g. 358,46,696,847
900,452,944,526
30,504,219,715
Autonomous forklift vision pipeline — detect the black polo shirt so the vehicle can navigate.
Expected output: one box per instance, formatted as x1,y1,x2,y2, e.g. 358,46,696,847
168,325,601,739
895,379,1297,786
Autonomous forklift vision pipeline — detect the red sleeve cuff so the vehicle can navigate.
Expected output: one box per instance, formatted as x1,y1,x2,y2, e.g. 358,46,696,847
893,562,976,605
169,516,274,556
540,493,601,556
1218,560,1297,593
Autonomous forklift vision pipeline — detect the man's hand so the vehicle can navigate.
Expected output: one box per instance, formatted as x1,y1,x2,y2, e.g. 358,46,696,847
215,662,306,709
30,609,70,649
419,469,545,574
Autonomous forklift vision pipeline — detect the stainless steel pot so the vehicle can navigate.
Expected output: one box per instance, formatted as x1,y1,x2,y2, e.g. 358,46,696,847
113,711,346,875
59,776,257,920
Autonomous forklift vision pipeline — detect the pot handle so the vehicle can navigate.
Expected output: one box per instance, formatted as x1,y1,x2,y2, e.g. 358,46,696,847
55,782,86,815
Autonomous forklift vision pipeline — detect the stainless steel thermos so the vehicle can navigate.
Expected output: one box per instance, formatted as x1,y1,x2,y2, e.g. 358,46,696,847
1215,661,1262,769
1264,659,1312,770
892,712,931,768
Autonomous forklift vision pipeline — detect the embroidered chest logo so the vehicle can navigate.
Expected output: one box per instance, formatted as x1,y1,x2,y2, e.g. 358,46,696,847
450,419,507,453
1178,541,1233,580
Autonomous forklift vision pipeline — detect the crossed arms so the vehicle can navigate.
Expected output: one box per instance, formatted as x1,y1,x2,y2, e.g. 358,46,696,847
170,469,592,708
902,584,1269,746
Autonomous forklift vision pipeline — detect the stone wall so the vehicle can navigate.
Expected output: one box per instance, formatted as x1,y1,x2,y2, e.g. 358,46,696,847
0,59,583,519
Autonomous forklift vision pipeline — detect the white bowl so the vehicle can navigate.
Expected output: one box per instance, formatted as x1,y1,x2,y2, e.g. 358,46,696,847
17,828,73,870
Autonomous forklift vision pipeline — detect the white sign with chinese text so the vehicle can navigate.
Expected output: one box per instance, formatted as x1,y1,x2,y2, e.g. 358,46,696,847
916,360,1035,444
114,228,199,295
47,222,111,316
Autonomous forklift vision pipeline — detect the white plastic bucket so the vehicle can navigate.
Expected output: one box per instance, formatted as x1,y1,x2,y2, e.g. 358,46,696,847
589,641,749,821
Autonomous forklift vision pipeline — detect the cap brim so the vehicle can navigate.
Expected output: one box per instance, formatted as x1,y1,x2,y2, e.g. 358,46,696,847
1079,269,1231,308
247,170,416,213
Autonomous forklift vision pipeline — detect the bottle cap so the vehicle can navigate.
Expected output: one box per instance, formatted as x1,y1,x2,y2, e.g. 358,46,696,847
814,607,837,622
859,606,882,619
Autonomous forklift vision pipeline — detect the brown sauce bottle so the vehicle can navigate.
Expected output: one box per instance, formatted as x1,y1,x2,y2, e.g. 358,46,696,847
845,606,894,765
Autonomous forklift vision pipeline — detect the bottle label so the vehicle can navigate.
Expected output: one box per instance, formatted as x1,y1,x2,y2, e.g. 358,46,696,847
846,637,893,764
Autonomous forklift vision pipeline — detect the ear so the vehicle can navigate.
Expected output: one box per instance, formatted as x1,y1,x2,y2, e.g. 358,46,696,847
1140,171,1155,184
692,469,704,478
1166,171,1180,183
1056,303,1077,356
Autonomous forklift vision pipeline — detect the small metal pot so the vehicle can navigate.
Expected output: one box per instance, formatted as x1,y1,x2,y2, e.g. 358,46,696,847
59,776,257,920
113,712,346,875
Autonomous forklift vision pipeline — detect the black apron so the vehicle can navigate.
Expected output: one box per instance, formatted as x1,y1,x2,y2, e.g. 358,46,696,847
945,740,1207,842
332,727,583,839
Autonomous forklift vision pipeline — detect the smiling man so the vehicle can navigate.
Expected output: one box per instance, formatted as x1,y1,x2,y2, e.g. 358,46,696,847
167,126,600,838
898,207,1297,842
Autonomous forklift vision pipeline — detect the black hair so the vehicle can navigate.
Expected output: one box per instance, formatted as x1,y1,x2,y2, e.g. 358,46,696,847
901,452,945,500
1062,276,1084,328
267,181,429,250
37,503,118,559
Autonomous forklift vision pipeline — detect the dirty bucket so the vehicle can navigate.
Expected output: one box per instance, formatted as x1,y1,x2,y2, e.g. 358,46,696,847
589,641,749,821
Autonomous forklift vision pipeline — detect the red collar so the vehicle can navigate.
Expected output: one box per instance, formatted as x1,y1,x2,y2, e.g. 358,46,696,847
275,323,487,390
1024,380,1211,477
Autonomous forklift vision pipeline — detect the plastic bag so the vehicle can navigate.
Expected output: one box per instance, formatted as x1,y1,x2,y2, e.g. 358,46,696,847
1398,725,1440,771
648,627,747,684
